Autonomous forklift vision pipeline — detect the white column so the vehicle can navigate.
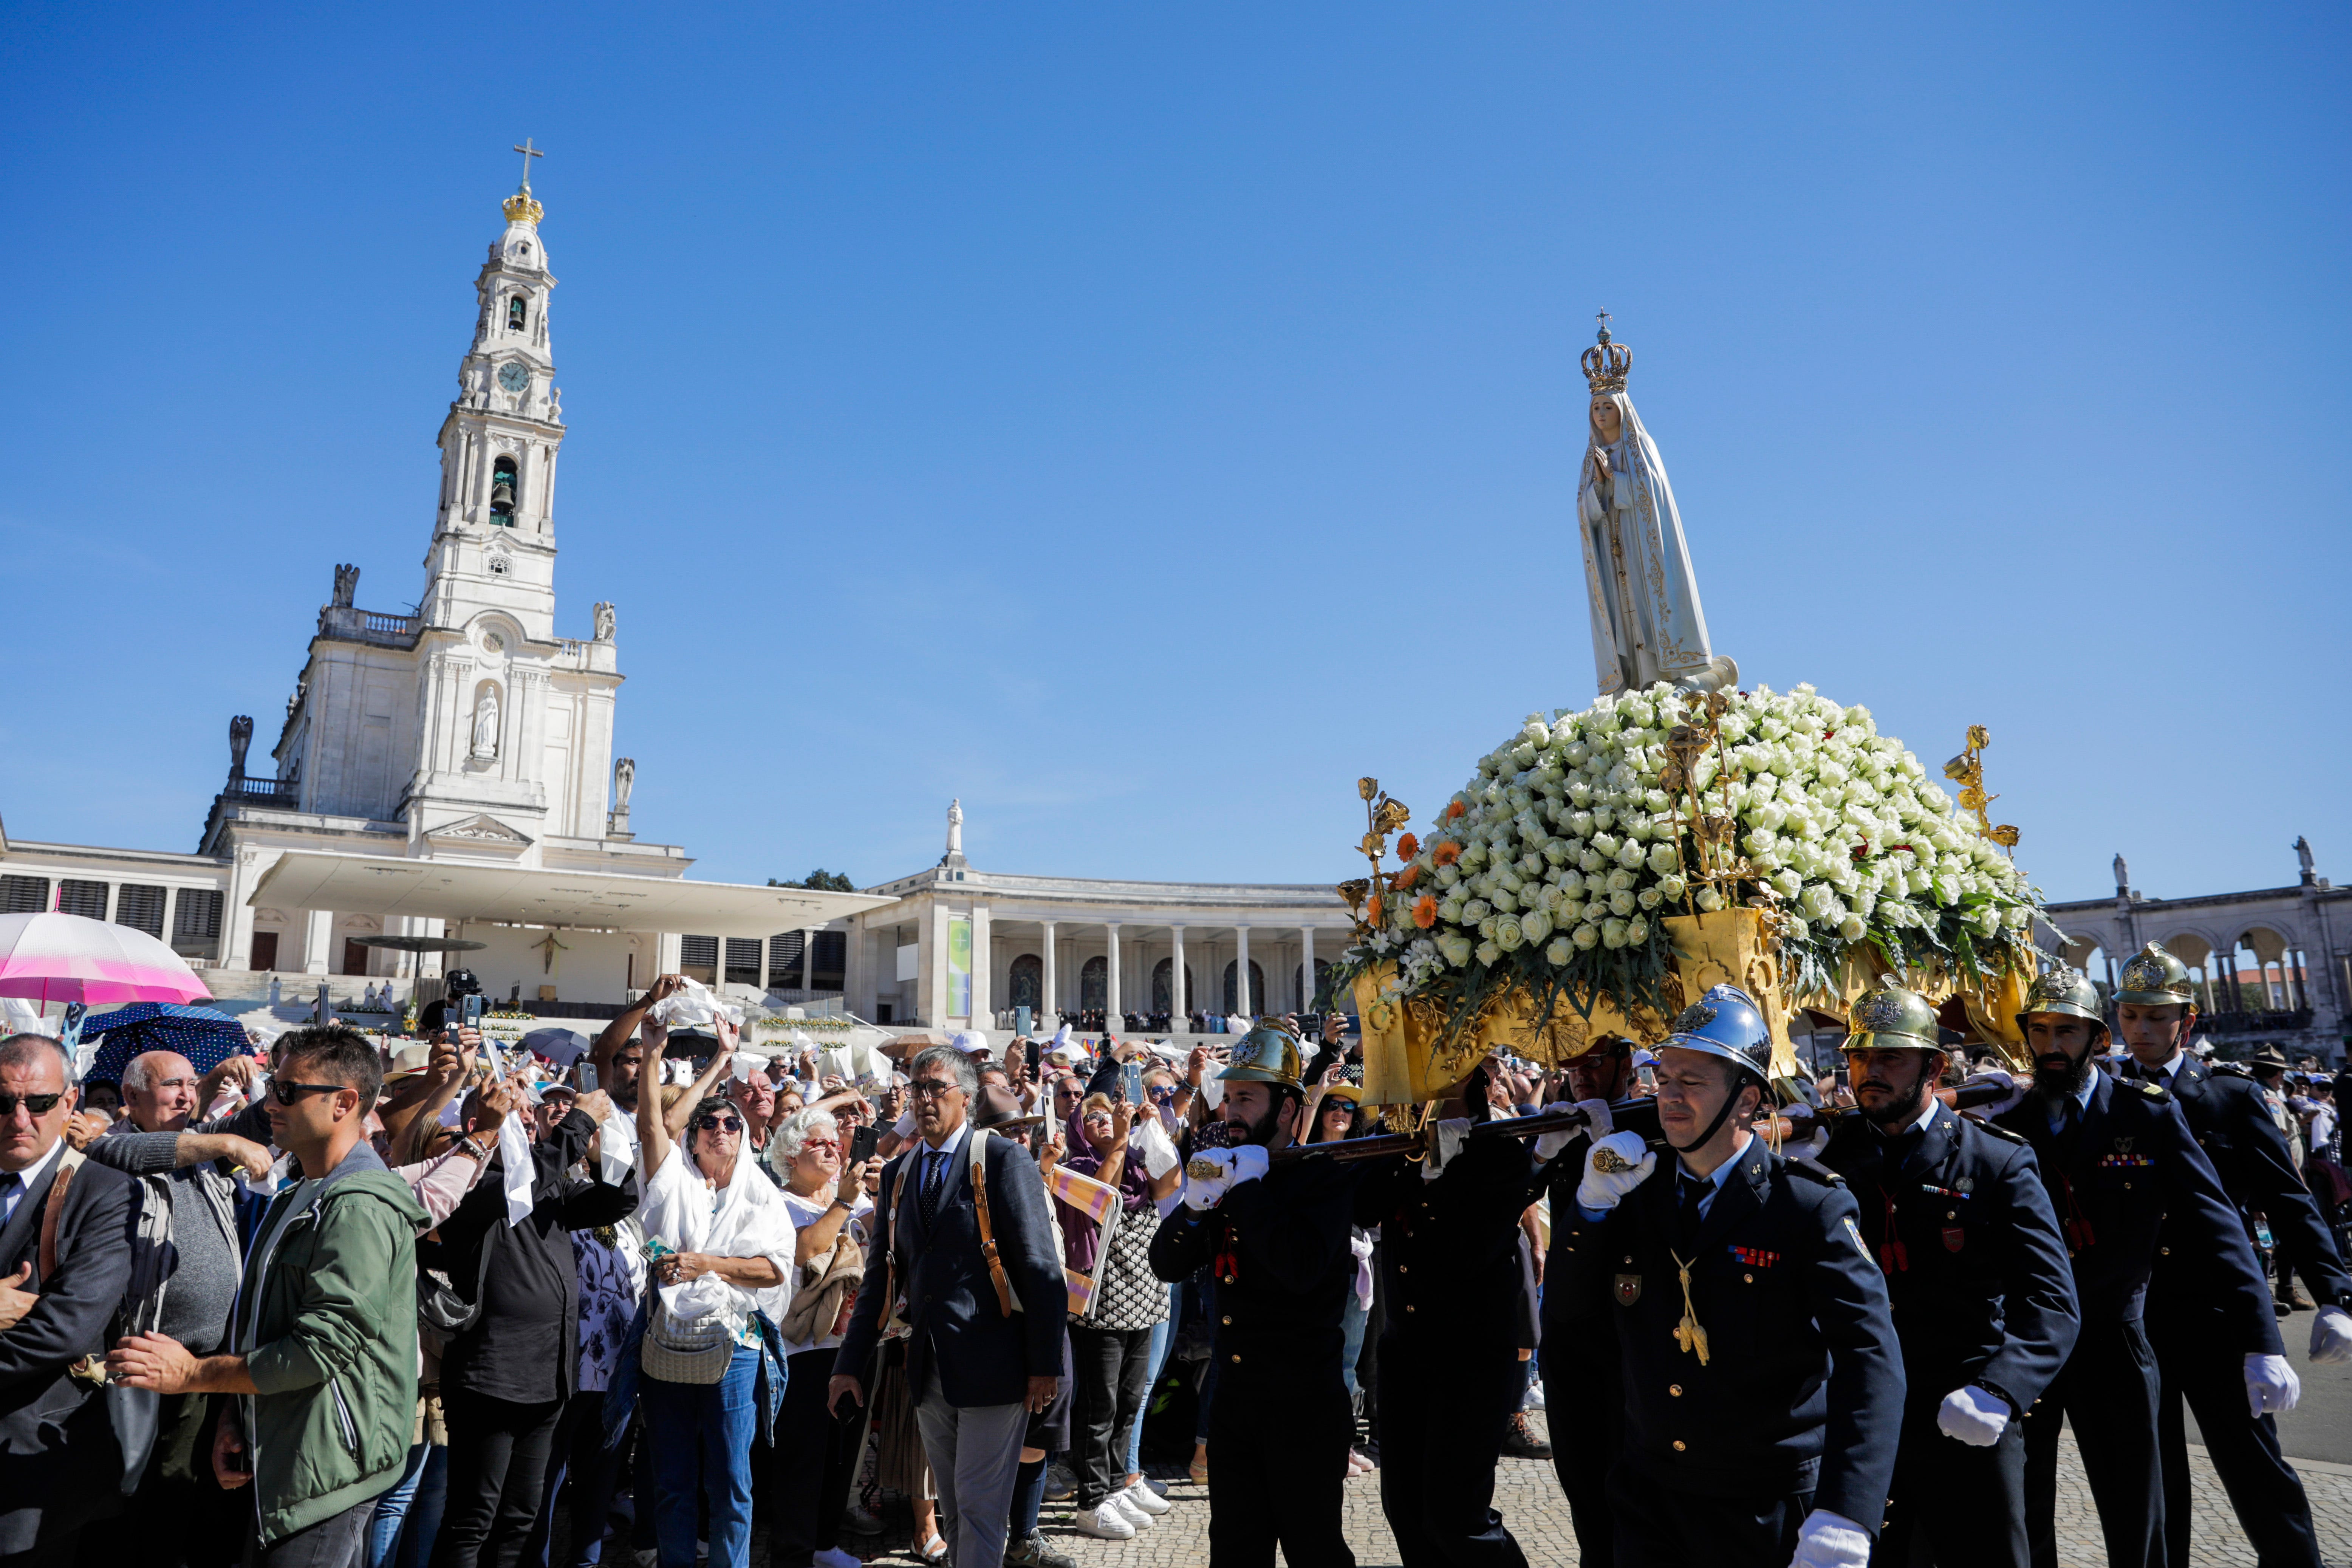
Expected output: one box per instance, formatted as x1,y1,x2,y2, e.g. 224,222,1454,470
757,933,771,994
1170,926,1187,1026
303,909,335,975
1041,921,1059,1023
1301,925,1317,1011
1235,925,1252,1016
971,906,993,1025
800,927,815,994
1106,923,1123,1029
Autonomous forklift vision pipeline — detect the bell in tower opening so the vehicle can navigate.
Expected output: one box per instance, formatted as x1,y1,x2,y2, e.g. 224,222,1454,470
490,455,518,524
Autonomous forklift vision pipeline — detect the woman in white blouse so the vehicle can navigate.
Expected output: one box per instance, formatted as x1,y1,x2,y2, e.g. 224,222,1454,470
634,1017,797,1568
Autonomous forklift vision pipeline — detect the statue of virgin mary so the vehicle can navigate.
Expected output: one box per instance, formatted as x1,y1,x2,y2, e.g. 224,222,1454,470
1575,317,1738,698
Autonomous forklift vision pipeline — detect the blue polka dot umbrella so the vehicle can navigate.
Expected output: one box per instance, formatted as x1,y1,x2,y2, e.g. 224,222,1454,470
81,1003,254,1086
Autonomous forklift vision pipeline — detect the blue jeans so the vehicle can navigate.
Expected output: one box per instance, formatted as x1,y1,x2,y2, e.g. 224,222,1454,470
393,1444,450,1568
1122,1312,1175,1477
642,1346,761,1568
367,1441,434,1568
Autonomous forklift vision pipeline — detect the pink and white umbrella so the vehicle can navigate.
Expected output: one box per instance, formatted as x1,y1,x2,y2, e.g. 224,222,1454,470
0,912,212,1006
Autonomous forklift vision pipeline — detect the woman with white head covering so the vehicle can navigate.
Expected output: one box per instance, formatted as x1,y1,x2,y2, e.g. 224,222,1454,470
633,1015,797,1568
1576,314,1737,698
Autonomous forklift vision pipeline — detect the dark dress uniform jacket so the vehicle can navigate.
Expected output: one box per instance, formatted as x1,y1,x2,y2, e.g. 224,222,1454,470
1354,1131,1544,1347
837,1128,1067,1409
2140,1057,2351,1314
1993,1075,2275,1347
0,1152,139,1554
1556,1139,1905,1528
1148,1156,1363,1378
1821,1106,2078,1413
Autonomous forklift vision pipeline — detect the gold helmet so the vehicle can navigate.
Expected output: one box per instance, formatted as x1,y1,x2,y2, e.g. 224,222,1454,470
2013,966,2108,1039
1217,1023,1305,1091
1842,978,1943,1054
2114,941,2196,1008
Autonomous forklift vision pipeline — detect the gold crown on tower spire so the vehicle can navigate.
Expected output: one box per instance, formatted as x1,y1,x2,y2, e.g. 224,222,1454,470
1581,310,1631,393
503,185,543,225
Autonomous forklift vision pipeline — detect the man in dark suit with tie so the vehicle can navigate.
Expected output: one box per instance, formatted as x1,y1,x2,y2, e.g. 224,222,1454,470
0,1032,139,1567
832,1043,1064,1568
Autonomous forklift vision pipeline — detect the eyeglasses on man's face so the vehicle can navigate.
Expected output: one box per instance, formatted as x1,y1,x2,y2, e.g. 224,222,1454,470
908,1079,962,1100
272,1080,348,1107
0,1092,65,1118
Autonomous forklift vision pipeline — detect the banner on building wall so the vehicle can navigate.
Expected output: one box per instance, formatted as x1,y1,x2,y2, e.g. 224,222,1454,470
947,917,973,1018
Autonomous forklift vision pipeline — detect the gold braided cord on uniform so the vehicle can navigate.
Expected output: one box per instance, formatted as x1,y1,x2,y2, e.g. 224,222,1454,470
1668,1248,1710,1365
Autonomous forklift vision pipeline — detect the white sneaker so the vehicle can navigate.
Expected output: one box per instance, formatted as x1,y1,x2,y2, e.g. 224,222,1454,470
1109,1491,1155,1530
1122,1481,1171,1516
1074,1505,1136,1540
812,1551,862,1568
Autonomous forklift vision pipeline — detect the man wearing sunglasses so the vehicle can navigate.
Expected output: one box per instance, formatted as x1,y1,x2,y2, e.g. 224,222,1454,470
0,1031,142,1563
109,1025,432,1568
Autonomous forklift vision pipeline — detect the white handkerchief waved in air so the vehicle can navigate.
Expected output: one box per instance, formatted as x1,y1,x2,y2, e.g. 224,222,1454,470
599,1108,638,1188
648,978,745,1030
499,1108,536,1227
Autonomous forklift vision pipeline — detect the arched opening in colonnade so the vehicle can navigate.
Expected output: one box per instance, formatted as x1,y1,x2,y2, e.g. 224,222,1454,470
1151,959,1193,1016
1007,953,1043,1012
1223,960,1265,1016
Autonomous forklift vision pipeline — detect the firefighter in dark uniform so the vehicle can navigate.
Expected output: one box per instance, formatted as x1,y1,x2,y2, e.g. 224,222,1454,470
1818,979,2079,1568
1555,986,1905,1568
1149,1023,1363,1568
1990,966,2275,1568
1352,1059,1547,1568
2109,941,2352,1568
1537,1036,1638,1567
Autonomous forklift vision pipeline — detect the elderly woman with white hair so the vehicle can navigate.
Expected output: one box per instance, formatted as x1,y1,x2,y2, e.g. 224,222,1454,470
625,1016,797,1568
763,1104,874,1568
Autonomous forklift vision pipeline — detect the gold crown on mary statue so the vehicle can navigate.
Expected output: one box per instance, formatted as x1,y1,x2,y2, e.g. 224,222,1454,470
1582,313,1632,393
2115,941,2196,1008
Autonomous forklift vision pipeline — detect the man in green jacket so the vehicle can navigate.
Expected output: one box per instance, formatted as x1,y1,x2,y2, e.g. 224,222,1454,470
110,1025,427,1565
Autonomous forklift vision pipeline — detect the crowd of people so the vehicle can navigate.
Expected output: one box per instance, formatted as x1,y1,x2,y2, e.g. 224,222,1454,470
1,939,2348,1568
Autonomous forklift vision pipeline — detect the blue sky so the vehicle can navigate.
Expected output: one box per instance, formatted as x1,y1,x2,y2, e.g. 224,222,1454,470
4,3,2346,904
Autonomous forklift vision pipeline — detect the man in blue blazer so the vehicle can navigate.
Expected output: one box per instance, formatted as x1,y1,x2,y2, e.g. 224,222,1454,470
833,1043,1064,1568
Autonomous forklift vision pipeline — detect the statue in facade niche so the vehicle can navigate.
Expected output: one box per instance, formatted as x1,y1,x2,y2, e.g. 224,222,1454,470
229,715,253,779
332,564,359,608
613,757,636,811
471,687,501,760
593,602,616,641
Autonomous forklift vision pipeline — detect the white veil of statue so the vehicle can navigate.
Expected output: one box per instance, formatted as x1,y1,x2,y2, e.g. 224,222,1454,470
1575,319,1736,698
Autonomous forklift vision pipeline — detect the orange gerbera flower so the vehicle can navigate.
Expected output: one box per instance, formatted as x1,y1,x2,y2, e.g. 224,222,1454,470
1445,800,1466,820
1397,833,1420,862
1433,841,1462,867
1366,894,1384,925
1414,894,1439,929
1392,864,1420,891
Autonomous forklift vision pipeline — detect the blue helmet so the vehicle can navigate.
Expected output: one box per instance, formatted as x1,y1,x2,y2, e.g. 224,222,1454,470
1657,984,1773,1088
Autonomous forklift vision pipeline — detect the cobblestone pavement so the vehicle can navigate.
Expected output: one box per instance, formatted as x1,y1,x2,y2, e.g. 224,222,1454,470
832,1414,2352,1566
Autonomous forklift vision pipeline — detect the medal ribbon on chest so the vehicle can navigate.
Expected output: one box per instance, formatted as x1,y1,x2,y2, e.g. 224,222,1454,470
1667,1248,1710,1365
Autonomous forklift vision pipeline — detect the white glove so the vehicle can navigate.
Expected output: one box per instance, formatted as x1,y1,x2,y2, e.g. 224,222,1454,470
1935,1384,2010,1447
1787,1508,1872,1568
2245,1352,2302,1416
1423,1118,1473,1180
1535,1099,1609,1164
2310,1305,2352,1365
1963,1067,2025,1119
1576,1131,1654,1212
1181,1148,1233,1211
893,1107,919,1141
1226,1145,1269,1189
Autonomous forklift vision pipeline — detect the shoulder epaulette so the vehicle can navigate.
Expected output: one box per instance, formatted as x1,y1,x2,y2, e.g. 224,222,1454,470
1964,1114,2030,1145
1789,1156,1845,1186
2210,1063,2255,1081
2134,1080,2170,1102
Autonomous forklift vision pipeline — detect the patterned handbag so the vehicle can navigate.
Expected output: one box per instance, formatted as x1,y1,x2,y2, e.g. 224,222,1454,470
639,1297,735,1385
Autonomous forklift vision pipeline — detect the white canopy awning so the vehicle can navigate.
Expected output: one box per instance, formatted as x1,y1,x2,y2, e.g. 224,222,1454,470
249,851,897,938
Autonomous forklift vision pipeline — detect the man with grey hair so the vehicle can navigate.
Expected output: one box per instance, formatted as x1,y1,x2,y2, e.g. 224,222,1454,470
832,1045,1065,1568
0,1031,142,1561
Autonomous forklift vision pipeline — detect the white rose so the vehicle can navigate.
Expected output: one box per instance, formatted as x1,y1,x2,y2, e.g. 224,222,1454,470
1475,940,1502,967
1437,900,1464,924
1437,932,1473,967
1637,887,1662,910
1558,899,1588,926
1579,849,1606,873
1462,899,1492,924
2002,905,2032,929
1521,909,1553,944
1493,916,1526,952
1695,886,1724,913
1601,918,1629,949
1573,923,1601,950
1656,873,1687,901
1625,916,1649,946
1616,839,1648,871
1609,890,1637,917
1544,937,1573,965
1491,889,1519,912
1837,913,1867,941
1478,917,1498,941
1435,864,1461,889
1605,867,1636,894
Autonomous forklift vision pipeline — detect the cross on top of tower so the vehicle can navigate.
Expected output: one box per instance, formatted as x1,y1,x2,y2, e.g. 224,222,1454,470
513,138,545,190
